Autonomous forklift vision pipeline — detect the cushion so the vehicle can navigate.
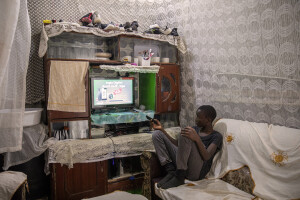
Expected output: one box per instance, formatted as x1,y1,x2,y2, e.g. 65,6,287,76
0,171,27,200
82,191,147,200
155,179,254,200
221,166,254,195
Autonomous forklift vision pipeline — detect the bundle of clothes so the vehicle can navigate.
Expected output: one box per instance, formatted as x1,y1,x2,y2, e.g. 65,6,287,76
79,11,178,36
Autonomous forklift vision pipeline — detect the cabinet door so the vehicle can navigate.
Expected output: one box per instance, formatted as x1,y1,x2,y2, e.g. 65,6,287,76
45,60,90,120
51,161,107,200
156,64,180,113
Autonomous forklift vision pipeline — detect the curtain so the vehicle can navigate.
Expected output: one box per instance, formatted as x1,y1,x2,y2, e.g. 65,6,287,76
0,0,31,153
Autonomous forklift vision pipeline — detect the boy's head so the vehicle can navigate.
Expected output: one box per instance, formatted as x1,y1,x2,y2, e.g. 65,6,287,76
196,105,217,125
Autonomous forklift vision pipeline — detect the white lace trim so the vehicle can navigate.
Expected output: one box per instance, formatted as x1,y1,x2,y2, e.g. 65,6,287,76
99,64,160,73
38,23,187,58
48,133,154,168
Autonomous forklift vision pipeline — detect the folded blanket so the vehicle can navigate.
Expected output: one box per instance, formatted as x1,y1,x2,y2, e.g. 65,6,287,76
47,60,89,112
0,171,27,200
208,119,300,200
155,179,254,200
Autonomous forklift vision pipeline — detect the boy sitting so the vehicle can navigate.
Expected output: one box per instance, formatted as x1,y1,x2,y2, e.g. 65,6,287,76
151,105,223,189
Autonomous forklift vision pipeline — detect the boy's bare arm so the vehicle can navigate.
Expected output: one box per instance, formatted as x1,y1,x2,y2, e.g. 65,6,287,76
181,127,218,161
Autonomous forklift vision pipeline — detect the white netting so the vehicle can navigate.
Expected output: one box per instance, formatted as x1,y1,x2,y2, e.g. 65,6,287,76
2,124,55,174
0,0,31,153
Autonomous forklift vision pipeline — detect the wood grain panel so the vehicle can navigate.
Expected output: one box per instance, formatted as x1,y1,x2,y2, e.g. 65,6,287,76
51,161,107,200
156,64,180,113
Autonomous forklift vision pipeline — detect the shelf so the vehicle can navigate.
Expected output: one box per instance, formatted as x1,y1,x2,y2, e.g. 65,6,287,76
108,172,144,183
39,23,187,58
91,110,155,125
98,64,160,73
216,73,300,82
151,62,177,65
46,58,122,65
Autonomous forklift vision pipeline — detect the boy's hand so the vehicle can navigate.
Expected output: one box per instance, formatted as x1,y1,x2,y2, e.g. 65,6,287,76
151,119,163,130
181,127,199,142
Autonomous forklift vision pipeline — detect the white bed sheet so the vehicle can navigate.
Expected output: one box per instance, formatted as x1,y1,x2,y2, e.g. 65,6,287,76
155,179,254,200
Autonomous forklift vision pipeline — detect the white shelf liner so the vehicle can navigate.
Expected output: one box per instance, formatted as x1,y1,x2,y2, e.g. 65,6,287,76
99,64,160,73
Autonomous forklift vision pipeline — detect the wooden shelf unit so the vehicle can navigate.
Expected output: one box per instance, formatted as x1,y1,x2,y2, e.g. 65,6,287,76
44,32,181,200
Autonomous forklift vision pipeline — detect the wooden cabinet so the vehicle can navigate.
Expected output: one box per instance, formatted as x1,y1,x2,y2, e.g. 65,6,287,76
156,64,180,113
51,161,107,200
50,159,145,200
139,63,180,113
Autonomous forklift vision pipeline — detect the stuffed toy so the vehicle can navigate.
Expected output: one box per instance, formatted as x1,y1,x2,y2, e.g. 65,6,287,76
79,13,93,26
92,11,101,27
170,28,179,36
122,22,132,32
144,24,162,34
162,26,172,35
104,22,120,31
131,20,139,31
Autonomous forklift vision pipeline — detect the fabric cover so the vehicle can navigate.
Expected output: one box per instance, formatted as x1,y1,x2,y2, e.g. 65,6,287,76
0,171,27,200
47,127,180,168
82,191,147,200
2,124,53,171
155,179,254,200
207,119,300,200
47,60,89,112
48,133,155,168
99,65,160,73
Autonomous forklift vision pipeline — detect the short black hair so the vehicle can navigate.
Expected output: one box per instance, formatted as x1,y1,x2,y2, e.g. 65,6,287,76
197,105,217,122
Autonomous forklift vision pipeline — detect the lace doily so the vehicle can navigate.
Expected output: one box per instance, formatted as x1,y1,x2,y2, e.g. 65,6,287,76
38,23,187,58
48,133,154,168
47,127,181,168
99,64,160,73
48,137,115,168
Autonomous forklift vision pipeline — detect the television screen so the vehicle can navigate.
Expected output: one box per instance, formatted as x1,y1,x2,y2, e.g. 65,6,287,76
91,77,134,109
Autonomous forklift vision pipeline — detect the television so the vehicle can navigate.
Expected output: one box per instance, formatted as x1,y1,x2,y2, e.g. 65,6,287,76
91,77,135,110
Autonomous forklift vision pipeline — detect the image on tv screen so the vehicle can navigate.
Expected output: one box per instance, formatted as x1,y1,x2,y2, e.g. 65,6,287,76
93,79,133,107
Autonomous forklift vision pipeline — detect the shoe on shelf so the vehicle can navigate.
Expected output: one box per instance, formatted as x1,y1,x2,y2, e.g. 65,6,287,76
162,26,172,35
149,24,160,29
170,28,179,36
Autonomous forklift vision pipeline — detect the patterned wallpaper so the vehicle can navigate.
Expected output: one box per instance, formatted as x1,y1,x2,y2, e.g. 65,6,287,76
180,0,300,129
27,0,300,129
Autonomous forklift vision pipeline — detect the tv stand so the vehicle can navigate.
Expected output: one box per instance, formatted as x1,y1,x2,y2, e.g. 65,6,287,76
91,110,155,125
91,107,136,114
105,122,140,136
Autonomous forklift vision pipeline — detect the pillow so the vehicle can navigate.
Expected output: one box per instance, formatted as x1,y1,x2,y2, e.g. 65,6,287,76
221,166,255,195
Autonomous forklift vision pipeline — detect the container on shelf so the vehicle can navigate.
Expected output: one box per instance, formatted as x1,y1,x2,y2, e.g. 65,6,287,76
24,108,43,127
